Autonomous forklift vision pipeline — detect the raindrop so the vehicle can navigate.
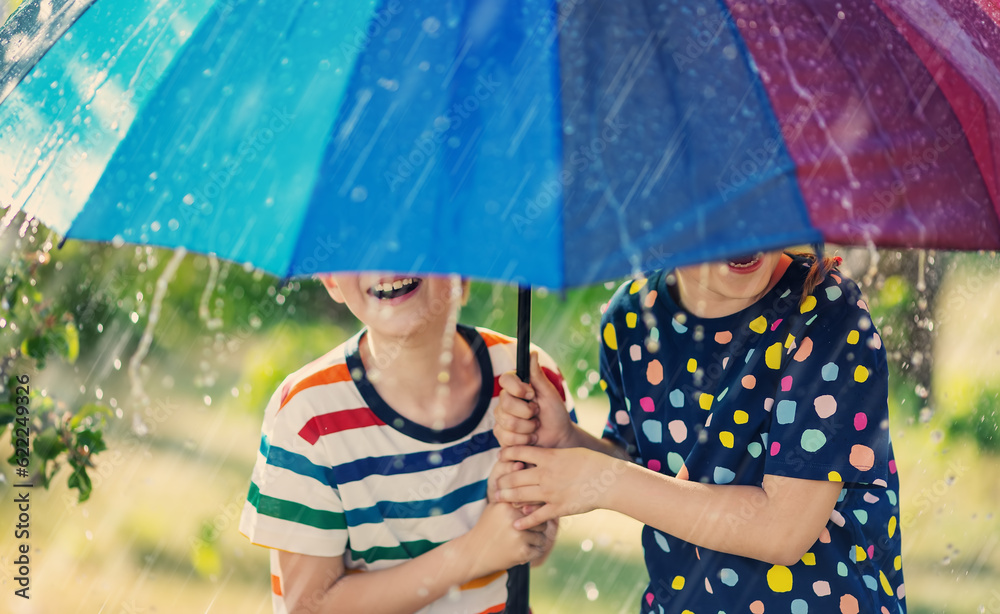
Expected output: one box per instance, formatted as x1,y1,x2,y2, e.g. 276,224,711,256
111,235,125,248
580,539,593,552
130,312,140,324
422,17,441,34
113,358,122,370
318,59,331,70
183,193,195,205
350,186,368,202
203,395,212,406
418,61,430,71
168,219,179,231
97,323,104,333
428,452,443,465
377,78,399,91
583,582,599,601
930,429,943,443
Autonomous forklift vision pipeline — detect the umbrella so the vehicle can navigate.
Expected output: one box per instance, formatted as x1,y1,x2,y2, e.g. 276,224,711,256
2,0,999,610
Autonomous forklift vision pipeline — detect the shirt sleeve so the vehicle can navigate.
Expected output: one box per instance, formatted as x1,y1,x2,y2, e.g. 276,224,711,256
532,344,578,424
598,288,640,460
763,281,891,488
239,379,349,557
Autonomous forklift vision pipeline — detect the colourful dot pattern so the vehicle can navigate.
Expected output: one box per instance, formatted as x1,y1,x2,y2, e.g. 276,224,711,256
599,257,904,614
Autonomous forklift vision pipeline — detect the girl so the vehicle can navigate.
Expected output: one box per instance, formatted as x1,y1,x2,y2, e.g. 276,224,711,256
493,250,905,613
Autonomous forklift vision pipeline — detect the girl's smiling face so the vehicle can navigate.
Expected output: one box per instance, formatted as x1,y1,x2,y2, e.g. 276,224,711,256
674,251,789,318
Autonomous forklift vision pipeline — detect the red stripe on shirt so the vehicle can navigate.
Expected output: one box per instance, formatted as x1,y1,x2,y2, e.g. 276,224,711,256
541,366,567,402
298,407,385,445
279,363,353,412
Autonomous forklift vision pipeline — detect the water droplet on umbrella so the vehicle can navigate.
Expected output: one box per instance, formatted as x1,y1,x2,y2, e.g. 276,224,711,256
183,193,195,205
423,17,441,34
168,219,179,231
377,78,399,91
351,186,368,202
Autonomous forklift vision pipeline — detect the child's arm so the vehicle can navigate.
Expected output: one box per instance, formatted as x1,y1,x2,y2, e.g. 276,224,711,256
494,352,629,460
496,445,843,566
278,502,547,614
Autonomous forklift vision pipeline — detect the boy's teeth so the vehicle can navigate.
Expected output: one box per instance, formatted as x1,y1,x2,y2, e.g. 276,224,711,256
372,277,420,298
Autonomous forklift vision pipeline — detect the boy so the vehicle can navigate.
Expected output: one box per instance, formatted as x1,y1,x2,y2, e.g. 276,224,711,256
239,272,572,613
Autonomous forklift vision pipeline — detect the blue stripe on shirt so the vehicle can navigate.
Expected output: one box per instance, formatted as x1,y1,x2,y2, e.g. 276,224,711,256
260,431,499,487
344,479,488,526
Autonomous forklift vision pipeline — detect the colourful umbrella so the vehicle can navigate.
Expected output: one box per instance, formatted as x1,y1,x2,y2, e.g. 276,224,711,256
2,0,999,610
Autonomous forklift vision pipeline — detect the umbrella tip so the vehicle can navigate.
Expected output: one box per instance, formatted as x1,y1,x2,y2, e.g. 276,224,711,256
57,236,68,250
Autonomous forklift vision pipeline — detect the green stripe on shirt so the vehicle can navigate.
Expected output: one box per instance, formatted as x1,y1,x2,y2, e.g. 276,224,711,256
248,482,347,530
351,539,443,564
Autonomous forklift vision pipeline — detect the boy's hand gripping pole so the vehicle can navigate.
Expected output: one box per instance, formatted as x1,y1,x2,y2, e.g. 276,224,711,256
504,285,532,613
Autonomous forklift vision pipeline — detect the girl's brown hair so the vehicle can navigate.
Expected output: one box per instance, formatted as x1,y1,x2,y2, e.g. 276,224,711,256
789,250,842,307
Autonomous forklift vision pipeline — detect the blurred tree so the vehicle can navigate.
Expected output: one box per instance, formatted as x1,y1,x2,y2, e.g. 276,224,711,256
1,216,110,501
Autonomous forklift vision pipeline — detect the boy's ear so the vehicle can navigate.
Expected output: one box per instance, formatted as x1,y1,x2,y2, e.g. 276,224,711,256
317,274,346,304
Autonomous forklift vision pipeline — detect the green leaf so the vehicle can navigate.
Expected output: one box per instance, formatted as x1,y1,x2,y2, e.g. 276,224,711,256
34,431,67,461
0,402,15,426
74,428,107,455
67,464,93,502
69,404,112,430
62,320,80,363
21,335,51,360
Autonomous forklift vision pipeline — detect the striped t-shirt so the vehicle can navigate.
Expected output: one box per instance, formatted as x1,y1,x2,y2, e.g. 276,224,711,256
239,324,573,614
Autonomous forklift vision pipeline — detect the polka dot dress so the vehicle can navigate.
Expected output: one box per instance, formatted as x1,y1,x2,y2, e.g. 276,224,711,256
600,256,905,614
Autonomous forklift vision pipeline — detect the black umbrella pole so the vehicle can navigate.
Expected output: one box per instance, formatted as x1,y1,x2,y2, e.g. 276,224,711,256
505,285,532,613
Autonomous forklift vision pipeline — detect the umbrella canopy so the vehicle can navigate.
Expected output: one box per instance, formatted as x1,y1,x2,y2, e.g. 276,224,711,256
2,0,998,290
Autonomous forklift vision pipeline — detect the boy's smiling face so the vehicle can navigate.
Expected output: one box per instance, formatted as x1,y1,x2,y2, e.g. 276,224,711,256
317,272,466,340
